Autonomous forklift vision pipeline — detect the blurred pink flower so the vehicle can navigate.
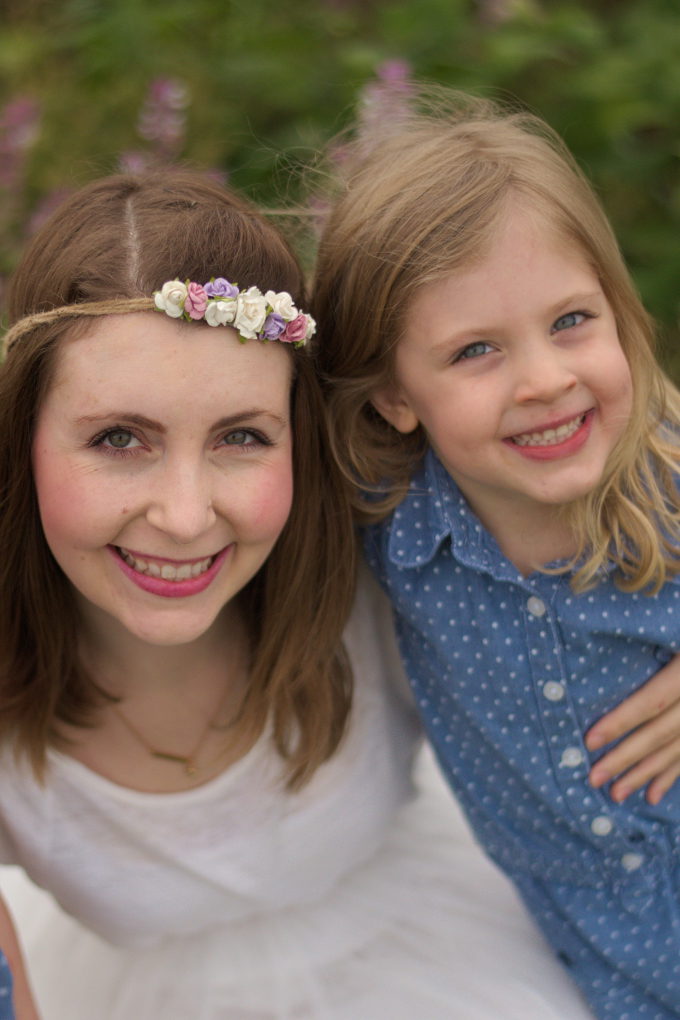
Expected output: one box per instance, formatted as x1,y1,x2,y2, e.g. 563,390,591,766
0,97,40,190
137,78,189,159
118,150,152,175
357,59,414,144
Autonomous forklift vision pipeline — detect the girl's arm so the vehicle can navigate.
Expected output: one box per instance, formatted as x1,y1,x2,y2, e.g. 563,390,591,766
0,896,39,1020
586,656,680,804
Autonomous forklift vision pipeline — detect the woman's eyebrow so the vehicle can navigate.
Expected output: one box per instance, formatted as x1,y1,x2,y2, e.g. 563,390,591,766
74,409,289,432
74,412,165,432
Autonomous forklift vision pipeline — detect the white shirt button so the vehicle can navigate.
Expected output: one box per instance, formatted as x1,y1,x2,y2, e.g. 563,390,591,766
591,815,614,836
543,681,565,702
621,852,644,872
560,746,584,768
527,596,546,617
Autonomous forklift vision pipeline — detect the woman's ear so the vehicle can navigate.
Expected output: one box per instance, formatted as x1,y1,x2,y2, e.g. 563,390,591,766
370,384,420,434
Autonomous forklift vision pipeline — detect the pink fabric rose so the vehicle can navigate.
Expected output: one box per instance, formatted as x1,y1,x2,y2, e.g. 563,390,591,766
280,313,308,345
184,282,208,320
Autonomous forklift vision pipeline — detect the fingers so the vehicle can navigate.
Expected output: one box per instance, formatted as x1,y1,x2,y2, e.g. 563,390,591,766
584,656,680,804
590,734,680,803
589,696,680,781
585,663,678,751
645,759,680,805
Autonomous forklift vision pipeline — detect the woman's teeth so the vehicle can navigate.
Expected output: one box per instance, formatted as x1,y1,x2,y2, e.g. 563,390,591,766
512,414,585,448
119,549,213,580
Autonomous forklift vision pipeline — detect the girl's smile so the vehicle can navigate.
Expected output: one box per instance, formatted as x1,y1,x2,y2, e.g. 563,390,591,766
505,409,593,458
32,311,294,648
371,203,633,562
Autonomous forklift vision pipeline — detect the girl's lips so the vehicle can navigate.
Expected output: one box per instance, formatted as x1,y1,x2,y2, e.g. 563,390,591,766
504,410,594,461
109,545,232,598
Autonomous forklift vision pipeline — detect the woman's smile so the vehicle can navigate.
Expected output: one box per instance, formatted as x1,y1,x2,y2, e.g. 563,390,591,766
112,544,233,599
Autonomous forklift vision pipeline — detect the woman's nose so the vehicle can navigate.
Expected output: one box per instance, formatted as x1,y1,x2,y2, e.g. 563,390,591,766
145,462,217,544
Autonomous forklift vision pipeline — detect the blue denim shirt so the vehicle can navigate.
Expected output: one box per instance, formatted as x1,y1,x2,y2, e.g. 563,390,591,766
365,448,680,1019
0,951,14,1020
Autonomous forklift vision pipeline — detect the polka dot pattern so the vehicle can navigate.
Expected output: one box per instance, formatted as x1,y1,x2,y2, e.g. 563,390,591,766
364,450,680,1018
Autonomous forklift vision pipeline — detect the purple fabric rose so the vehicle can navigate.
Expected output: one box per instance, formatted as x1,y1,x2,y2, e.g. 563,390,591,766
204,278,239,299
280,313,308,344
262,312,286,340
184,282,208,320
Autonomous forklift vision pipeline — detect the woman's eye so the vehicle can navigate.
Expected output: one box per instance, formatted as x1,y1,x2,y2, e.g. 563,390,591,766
552,311,590,333
222,429,262,448
454,341,493,362
101,429,140,450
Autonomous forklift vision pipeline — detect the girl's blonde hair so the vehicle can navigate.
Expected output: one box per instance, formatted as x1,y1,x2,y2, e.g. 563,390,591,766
313,89,680,594
1,170,355,787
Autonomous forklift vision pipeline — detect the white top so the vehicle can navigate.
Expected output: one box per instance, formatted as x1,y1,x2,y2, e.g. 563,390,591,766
0,570,420,950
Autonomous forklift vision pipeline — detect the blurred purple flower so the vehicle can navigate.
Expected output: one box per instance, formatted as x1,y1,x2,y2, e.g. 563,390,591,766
357,59,414,142
118,150,152,175
0,97,40,190
137,78,189,159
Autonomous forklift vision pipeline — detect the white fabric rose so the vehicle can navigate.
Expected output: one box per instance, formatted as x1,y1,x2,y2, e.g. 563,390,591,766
304,314,317,341
154,280,187,318
234,287,268,339
264,290,297,321
204,299,237,327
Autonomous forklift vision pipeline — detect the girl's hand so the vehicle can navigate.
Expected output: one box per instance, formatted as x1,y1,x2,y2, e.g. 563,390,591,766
586,656,680,804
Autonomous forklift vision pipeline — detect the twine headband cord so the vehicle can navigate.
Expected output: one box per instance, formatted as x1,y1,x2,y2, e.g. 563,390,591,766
2,298,154,356
2,278,316,356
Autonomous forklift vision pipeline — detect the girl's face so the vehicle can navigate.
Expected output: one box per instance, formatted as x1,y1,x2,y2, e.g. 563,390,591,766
32,312,294,648
372,205,633,544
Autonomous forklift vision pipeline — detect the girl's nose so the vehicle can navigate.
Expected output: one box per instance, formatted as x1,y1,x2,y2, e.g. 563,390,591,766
513,340,578,405
145,464,217,544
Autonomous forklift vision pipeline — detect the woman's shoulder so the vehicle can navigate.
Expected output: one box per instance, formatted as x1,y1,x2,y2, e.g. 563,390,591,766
343,559,417,712
0,744,50,866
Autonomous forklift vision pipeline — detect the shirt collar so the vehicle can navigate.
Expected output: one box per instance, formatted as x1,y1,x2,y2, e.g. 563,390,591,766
385,449,614,585
386,449,502,572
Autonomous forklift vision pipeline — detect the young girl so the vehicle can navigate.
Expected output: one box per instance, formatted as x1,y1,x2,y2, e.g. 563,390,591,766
0,168,601,1019
313,91,680,1018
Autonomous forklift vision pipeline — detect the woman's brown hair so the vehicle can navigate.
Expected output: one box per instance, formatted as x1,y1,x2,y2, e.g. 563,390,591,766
312,89,680,593
0,169,355,787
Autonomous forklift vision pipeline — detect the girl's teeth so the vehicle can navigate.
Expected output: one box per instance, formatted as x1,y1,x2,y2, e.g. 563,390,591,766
513,415,584,447
119,549,213,580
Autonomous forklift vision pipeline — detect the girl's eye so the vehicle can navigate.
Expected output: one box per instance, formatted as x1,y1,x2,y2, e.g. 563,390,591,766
454,341,494,363
552,311,591,333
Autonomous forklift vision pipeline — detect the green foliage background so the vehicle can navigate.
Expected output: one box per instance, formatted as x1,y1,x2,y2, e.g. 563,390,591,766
2,0,680,374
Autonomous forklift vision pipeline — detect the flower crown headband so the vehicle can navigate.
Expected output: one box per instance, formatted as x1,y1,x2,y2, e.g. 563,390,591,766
153,278,315,347
2,278,315,355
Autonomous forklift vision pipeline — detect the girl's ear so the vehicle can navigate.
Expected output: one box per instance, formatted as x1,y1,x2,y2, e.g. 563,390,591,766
370,384,420,434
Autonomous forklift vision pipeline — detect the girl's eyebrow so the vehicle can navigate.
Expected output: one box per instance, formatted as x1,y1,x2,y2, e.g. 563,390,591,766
549,290,604,314
74,409,289,432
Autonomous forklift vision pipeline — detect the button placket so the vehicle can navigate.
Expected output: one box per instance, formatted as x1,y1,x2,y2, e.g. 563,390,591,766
524,586,596,833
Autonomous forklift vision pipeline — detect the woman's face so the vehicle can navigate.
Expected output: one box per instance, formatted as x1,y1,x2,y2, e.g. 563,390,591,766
32,312,294,648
